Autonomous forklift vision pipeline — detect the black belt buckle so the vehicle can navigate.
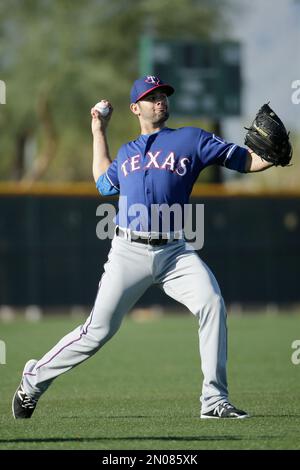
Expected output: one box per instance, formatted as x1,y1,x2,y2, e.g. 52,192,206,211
148,235,168,246
117,227,171,246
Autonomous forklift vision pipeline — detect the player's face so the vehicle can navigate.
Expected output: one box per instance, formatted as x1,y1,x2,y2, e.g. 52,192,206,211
137,91,169,125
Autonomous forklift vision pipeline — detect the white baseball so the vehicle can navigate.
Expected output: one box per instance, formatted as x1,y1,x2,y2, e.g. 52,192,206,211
94,101,110,117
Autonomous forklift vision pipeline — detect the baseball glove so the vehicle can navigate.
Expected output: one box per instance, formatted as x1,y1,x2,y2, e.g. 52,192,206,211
244,103,292,166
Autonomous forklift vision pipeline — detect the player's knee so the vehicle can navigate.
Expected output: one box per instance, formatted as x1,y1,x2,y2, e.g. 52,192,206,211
195,292,226,319
207,293,225,313
81,323,119,350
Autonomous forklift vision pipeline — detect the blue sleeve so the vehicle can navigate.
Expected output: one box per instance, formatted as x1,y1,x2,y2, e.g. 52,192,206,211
198,130,248,173
96,159,120,196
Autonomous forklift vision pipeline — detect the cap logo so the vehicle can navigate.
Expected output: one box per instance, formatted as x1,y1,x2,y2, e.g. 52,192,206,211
145,76,161,85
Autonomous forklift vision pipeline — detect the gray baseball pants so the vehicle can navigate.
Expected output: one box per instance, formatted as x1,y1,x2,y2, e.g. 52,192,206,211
23,233,228,413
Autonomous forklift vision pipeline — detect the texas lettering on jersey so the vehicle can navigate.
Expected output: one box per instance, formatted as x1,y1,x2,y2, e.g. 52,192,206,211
105,127,247,190
120,151,190,177
96,126,248,231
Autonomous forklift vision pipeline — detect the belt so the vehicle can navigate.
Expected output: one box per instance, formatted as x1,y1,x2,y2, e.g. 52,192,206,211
116,226,181,246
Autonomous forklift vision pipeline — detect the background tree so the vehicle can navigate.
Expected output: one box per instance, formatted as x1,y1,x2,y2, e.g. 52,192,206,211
0,0,229,182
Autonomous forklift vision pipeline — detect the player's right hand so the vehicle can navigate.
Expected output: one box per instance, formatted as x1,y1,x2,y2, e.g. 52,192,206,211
91,100,113,134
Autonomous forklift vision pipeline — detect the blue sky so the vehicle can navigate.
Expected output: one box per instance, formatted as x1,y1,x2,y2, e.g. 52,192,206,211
222,0,300,141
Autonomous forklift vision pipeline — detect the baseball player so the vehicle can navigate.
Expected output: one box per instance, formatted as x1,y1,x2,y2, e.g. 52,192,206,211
12,76,291,420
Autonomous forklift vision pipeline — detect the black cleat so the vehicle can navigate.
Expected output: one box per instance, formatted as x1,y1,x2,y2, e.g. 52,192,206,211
12,360,38,419
201,401,249,419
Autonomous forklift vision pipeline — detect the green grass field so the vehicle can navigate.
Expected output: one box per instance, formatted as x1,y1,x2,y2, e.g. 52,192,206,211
1,313,300,450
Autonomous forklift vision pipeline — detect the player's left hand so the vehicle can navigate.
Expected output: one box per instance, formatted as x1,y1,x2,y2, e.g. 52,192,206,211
244,103,292,167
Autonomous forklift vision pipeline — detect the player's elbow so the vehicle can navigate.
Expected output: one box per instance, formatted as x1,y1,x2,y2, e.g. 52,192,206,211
96,173,119,196
93,169,105,183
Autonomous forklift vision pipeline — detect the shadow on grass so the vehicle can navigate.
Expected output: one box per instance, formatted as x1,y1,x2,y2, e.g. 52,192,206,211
0,435,242,444
60,414,300,420
253,415,300,418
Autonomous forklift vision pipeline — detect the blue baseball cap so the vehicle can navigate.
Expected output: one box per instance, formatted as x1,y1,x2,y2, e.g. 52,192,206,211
130,75,175,103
